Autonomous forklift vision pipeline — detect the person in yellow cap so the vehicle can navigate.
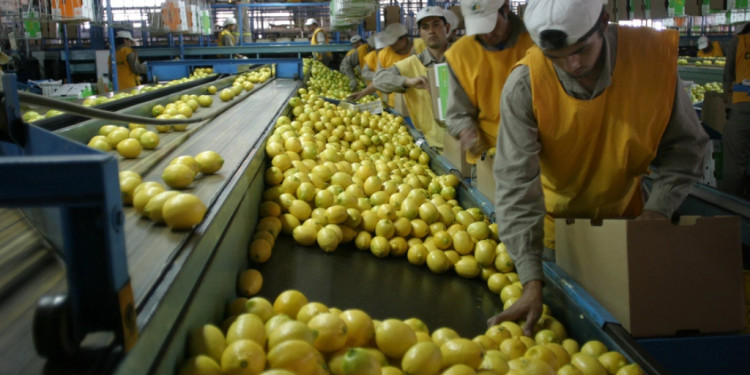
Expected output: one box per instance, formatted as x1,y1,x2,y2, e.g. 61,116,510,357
444,0,535,165
340,35,372,91
114,31,147,90
306,18,332,66
721,23,750,196
218,18,245,59
487,0,708,335
697,35,724,58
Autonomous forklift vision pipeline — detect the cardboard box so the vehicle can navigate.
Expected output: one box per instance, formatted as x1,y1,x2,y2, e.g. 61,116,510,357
649,0,669,18
427,63,450,121
701,91,727,134
556,216,745,338
392,93,409,117
442,133,472,177
384,6,400,27
476,153,495,203
363,13,377,31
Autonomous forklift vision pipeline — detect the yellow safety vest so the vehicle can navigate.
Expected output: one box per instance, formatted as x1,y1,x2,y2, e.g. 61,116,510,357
394,55,445,148
116,46,140,90
311,28,332,61
520,27,677,249
445,32,534,163
697,41,724,58
218,29,235,46
732,34,750,104
413,38,426,54
378,45,413,106
357,44,371,69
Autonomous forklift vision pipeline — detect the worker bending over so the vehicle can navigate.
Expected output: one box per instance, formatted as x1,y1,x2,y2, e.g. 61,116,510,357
340,35,374,91
306,18,332,66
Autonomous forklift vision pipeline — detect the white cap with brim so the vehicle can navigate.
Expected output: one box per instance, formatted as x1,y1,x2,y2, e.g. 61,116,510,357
416,6,446,24
697,35,709,49
116,30,136,41
350,35,362,44
367,35,376,48
460,0,504,36
379,23,408,47
443,8,460,34
524,0,604,49
374,32,388,49
224,17,237,27
305,18,318,27
0,49,9,65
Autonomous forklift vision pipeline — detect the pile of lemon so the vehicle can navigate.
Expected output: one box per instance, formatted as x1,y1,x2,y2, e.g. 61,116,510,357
88,123,161,159
150,92,215,132
303,59,376,104
181,288,644,375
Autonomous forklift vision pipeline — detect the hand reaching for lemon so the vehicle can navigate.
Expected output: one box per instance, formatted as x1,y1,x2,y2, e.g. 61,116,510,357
487,280,544,337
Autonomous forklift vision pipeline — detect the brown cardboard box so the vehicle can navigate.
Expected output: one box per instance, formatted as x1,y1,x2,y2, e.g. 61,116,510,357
384,6,401,27
392,93,409,117
685,0,723,15
41,22,58,38
701,91,727,134
363,13,376,31
556,216,745,338
476,153,495,203
442,133,472,177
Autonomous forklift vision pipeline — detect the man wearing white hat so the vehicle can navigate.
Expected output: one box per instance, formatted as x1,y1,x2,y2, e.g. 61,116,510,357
371,6,452,147
488,0,708,334
444,0,534,164
443,8,461,43
114,31,147,90
346,33,387,100
218,18,244,59
340,35,373,91
305,18,332,65
697,35,724,58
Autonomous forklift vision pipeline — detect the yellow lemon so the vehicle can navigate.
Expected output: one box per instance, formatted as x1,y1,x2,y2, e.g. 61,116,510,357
317,226,340,252
245,297,274,322
544,343,571,367
143,190,179,222
401,341,442,375
440,338,483,369
162,193,207,229
341,347,381,375
580,341,608,358
194,151,224,174
487,273,511,295
494,252,515,273
268,320,317,348
249,239,272,263
266,340,319,375
441,364,476,375
221,339,266,375
339,309,374,347
500,285,522,304
273,289,308,319
426,251,450,274
558,364,585,375
499,337,526,360
369,236,390,257
472,335,498,352
133,185,166,215
474,240,497,266
170,155,201,177
570,353,607,375
454,256,481,278
265,314,292,337
524,344,559,370
307,312,348,353
237,269,263,297
597,351,627,374
406,244,429,266
139,131,160,149
162,164,195,189
189,324,226,363
478,350,509,374
562,339,580,356
106,127,130,147
260,201,282,217
615,364,644,375
484,325,512,346
227,313,267,347
507,357,555,375
178,355,223,375
375,319,417,359
296,302,329,324
116,138,142,159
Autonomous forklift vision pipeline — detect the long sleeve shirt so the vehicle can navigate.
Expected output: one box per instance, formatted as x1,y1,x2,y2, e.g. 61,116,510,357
127,52,148,75
495,26,709,285
445,12,527,137
372,47,446,94
340,50,360,85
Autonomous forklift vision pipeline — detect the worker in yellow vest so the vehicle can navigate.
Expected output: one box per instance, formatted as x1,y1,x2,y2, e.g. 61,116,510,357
697,35,724,58
346,33,386,102
444,0,535,164
371,6,452,147
487,0,709,335
305,18,332,66
373,23,415,107
340,35,371,91
114,31,147,91
218,18,245,59
721,23,750,196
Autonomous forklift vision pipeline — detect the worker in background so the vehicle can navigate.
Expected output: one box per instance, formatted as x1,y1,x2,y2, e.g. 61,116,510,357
697,35,724,58
346,34,384,101
340,35,371,91
443,7,461,42
370,6,452,147
488,0,708,335
218,18,245,59
371,23,415,107
721,23,750,197
444,0,534,164
114,31,147,91
305,18,332,66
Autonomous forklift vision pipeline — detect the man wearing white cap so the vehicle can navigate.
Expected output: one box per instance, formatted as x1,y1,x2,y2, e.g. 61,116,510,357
697,35,724,58
721,23,750,196
305,18,332,65
347,33,386,101
488,0,708,333
444,0,534,165
340,35,372,91
218,18,245,59
114,31,147,90
443,8,461,43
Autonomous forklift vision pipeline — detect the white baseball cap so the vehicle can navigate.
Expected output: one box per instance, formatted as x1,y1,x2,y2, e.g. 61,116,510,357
697,35,709,49
374,32,388,49
416,6,446,25
379,23,408,47
224,17,237,27
350,35,362,44
443,8,460,34
460,0,505,36
366,35,376,48
524,0,605,49
305,18,319,27
0,48,9,65
116,30,135,41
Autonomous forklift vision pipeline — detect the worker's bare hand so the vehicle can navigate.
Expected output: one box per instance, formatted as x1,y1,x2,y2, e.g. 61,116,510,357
458,127,486,156
349,80,358,92
346,91,365,102
404,76,430,90
487,280,544,337
635,210,667,220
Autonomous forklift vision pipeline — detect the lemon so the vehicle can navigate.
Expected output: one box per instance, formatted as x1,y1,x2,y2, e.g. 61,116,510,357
615,364,644,375
99,124,118,136
317,226,340,252
259,201,282,217
296,302,329,324
221,339,266,375
544,343,571,367
507,357,555,375
484,325,512,345
266,340,320,375
248,238,272,263
369,236,390,258
307,312,348,352
280,214,300,235
179,355,223,375
494,252,515,273
227,313,267,347
170,155,200,177
410,219,429,238
106,128,130,147
525,345,559,370
479,350,509,373
580,340,607,357
440,338,483,369
117,138,142,159
570,353,607,375
466,221,490,241
268,320,317,348
401,341,442,375
162,164,195,189
534,329,559,345
340,309,375,347
130,127,147,140
354,231,372,251
88,138,112,152
375,319,416,359
597,351,627,374
245,297,274,322
472,335,497,351
441,364,476,375
259,371,295,375
426,251,450,274
238,269,263,297
189,324,227,363
133,185,166,215
293,225,318,246
562,339,580,356
375,219,395,239
265,314,292,337
406,245,428,265
487,273,511,295
227,297,249,316
341,347,381,375
418,202,439,223
500,285,522,304
162,193,207,229
558,364,585,375
119,176,141,205
499,337,526,360
133,181,164,196
273,289,308,319
455,256,481,278
194,151,224,174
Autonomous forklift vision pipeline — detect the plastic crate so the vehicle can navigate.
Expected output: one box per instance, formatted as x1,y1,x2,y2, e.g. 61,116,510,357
338,99,383,114
36,80,63,96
